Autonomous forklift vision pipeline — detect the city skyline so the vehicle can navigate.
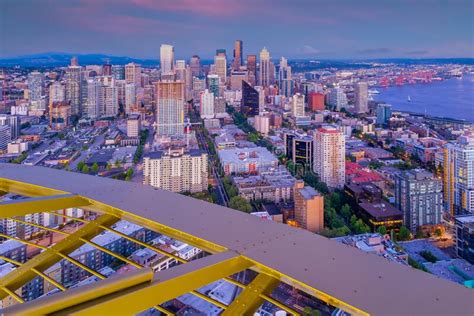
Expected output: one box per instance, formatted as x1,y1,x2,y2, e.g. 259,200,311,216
1,0,473,59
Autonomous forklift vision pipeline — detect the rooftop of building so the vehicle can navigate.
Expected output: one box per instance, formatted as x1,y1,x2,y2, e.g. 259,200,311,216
359,200,403,219
0,240,25,254
217,147,278,163
423,259,474,287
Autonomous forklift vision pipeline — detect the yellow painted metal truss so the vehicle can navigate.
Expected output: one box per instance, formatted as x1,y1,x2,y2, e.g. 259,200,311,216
0,178,368,316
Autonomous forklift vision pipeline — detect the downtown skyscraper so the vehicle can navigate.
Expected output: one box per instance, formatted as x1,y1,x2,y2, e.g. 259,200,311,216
278,57,292,97
313,126,345,189
259,47,271,87
354,81,368,113
160,44,175,76
156,81,184,136
232,40,243,70
246,55,257,86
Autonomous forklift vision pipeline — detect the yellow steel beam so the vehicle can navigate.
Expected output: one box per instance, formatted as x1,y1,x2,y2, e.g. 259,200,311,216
56,253,106,281
0,194,91,219
0,256,66,292
2,268,154,316
261,294,301,316
41,251,252,315
244,257,369,316
0,214,119,299
191,290,228,310
153,305,174,316
1,286,24,303
222,272,279,315
46,211,89,223
0,178,67,197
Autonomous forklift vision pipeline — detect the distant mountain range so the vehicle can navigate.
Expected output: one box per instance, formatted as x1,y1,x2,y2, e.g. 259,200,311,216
0,53,159,67
0,52,472,68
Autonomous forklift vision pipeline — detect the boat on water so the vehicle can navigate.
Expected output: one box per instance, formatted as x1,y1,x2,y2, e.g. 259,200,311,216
407,95,411,102
368,89,380,94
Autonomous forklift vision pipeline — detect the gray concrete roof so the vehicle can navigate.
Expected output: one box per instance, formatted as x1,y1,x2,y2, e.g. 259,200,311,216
1,164,473,315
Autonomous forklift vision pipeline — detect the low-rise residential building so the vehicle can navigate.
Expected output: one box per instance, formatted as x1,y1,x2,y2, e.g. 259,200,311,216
218,147,278,175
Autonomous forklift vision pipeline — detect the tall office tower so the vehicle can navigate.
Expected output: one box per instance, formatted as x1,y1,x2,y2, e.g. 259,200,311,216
216,49,226,57
103,84,118,117
254,114,270,135
85,79,102,119
65,65,82,116
444,130,474,215
175,60,186,84
127,114,141,138
354,81,368,113
27,71,43,102
49,102,71,130
184,65,193,101
125,63,142,87
207,74,220,97
327,87,348,110
111,65,125,80
293,180,324,233
454,215,474,264
255,86,265,113
143,149,208,193
124,83,136,114
278,57,292,97
246,55,257,86
285,132,313,167
115,80,126,109
70,56,78,66
233,40,243,70
376,103,392,125
160,44,175,76
0,125,10,150
308,92,325,111
103,62,112,76
193,77,206,101
395,169,443,232
200,89,214,119
313,126,345,189
190,55,201,77
230,70,249,91
156,81,184,136
0,115,20,141
292,93,305,117
214,55,227,85
49,81,65,106
241,81,259,117
259,47,270,87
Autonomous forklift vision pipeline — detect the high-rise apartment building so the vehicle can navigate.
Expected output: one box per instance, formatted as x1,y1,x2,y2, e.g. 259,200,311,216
102,84,118,117
0,116,20,141
85,79,102,119
241,81,259,117
127,114,141,138
395,169,443,232
124,83,136,114
292,93,305,117
454,215,474,264
49,81,65,107
143,149,208,193
354,81,368,113
293,180,324,233
214,55,227,85
376,103,392,125
233,40,243,70
156,81,184,136
200,89,214,119
111,65,125,80
278,57,292,97
444,130,474,215
125,63,142,87
327,87,348,110
254,114,270,135
27,71,43,102
313,126,345,189
259,48,270,87
160,44,175,76
308,92,325,111
65,66,82,116
0,125,11,150
189,55,201,77
246,55,257,86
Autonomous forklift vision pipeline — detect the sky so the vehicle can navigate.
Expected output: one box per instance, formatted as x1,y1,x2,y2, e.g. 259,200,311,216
1,0,473,60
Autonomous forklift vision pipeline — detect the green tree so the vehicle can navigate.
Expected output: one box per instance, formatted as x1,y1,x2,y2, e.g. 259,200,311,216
91,162,99,174
398,226,411,241
340,204,351,220
115,159,122,168
81,165,90,174
76,161,85,171
377,226,387,235
228,196,252,213
125,168,134,181
434,228,443,238
106,163,112,171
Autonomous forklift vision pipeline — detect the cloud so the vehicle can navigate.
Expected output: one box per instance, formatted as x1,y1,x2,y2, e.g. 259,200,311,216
297,45,320,55
131,0,244,16
405,50,429,56
356,48,393,55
